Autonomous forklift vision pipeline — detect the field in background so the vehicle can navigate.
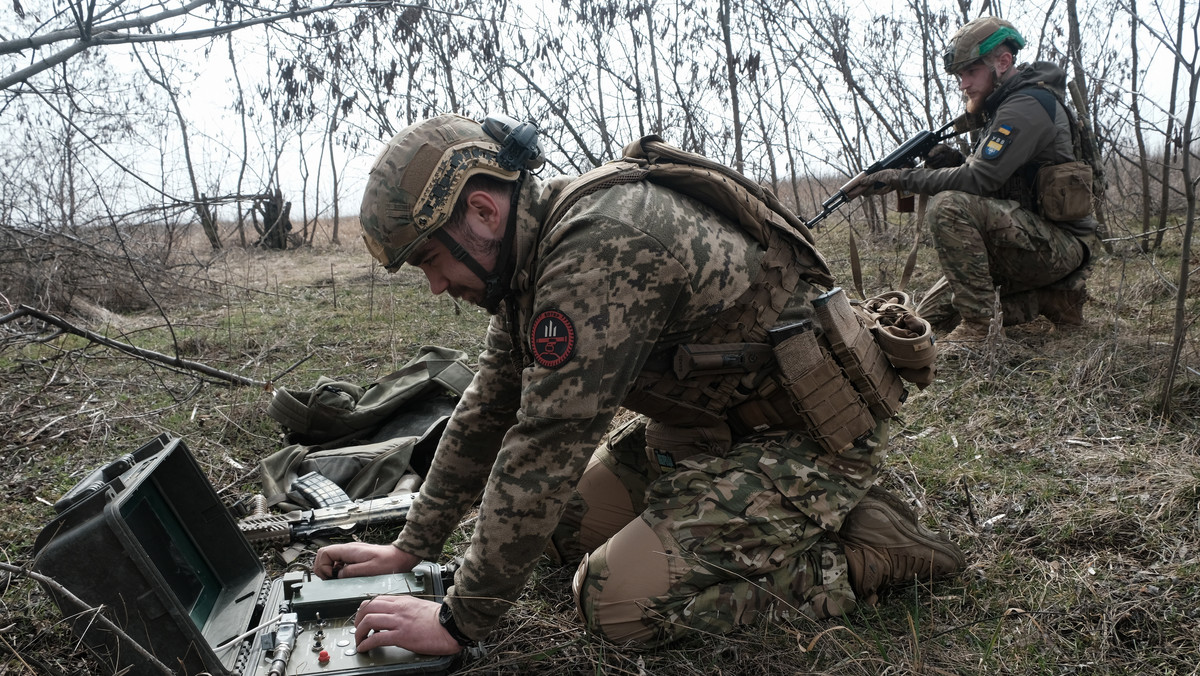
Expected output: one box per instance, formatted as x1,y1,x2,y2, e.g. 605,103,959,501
1,215,1198,675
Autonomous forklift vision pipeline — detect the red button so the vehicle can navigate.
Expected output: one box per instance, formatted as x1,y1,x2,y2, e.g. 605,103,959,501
318,649,330,663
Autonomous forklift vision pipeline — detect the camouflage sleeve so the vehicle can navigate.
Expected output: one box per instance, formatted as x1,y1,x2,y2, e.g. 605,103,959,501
392,317,521,560
444,206,696,639
897,94,1057,197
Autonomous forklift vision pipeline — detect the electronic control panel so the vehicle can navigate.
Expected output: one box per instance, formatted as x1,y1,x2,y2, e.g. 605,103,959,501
33,434,466,676
243,564,461,676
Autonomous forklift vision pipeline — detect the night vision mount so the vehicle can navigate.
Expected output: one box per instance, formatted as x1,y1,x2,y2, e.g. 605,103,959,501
482,113,545,172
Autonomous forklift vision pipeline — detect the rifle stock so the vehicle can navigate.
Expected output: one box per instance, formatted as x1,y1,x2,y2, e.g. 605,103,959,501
807,120,960,229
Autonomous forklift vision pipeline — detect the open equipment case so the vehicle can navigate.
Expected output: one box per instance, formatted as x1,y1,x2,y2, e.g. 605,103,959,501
32,434,463,676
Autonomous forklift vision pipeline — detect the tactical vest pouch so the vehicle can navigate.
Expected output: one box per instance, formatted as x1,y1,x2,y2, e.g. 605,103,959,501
812,288,908,418
673,343,775,379
1036,160,1093,221
769,319,876,455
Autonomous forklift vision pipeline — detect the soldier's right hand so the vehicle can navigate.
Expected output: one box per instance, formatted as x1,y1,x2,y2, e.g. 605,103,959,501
314,542,421,579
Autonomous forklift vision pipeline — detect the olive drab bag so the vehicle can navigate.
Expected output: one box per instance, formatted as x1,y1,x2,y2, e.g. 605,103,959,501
259,345,476,510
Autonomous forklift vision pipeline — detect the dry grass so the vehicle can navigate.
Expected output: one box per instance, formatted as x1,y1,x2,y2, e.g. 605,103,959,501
1,215,1198,675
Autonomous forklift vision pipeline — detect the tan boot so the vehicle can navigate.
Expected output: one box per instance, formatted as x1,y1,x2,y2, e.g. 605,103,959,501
938,319,993,355
1037,288,1086,326
840,487,966,605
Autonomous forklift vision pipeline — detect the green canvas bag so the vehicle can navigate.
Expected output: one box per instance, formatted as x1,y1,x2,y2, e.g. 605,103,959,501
259,345,476,510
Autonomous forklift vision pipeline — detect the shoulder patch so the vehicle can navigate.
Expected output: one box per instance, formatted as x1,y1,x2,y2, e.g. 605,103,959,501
530,309,576,369
982,124,1016,160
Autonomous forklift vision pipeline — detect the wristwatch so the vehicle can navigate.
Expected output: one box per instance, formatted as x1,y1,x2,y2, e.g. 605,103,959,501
437,602,477,648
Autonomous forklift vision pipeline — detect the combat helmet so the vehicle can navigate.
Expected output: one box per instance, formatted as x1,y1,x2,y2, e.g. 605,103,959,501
943,16,1025,74
359,113,543,272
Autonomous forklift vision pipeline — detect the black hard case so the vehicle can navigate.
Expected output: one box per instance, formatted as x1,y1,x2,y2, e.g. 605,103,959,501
32,434,457,676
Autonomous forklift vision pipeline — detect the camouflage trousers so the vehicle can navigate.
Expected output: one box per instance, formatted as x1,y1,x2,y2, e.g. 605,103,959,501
555,416,889,645
916,191,1087,327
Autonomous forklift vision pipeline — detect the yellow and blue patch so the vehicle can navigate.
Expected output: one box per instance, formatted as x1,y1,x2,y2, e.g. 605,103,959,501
982,124,1015,159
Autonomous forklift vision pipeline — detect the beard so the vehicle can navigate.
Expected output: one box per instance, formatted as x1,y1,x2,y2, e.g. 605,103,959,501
965,94,986,114
450,286,486,307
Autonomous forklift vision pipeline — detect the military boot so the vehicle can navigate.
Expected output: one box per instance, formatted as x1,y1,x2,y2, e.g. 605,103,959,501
1037,287,1087,326
938,319,994,355
840,487,966,605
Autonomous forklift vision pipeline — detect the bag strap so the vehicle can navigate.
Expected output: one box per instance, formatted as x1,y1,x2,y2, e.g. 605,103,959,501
266,378,362,436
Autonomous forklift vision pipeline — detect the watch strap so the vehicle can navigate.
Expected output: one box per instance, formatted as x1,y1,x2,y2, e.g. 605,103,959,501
438,601,477,648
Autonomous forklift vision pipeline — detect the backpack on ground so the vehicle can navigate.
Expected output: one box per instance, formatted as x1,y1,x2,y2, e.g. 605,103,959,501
259,345,476,510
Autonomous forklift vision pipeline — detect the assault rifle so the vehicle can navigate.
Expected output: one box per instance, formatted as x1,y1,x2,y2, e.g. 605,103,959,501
806,119,961,229
237,492,416,548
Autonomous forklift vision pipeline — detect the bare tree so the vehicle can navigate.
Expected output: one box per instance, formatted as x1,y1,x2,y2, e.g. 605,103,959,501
719,0,745,172
133,45,222,250
1130,0,1200,414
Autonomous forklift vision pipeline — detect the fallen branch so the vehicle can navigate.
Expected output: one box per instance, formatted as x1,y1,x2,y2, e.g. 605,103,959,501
0,561,174,676
0,305,268,389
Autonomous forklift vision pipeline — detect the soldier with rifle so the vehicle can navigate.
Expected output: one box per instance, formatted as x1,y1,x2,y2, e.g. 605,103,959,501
310,113,964,654
844,16,1102,351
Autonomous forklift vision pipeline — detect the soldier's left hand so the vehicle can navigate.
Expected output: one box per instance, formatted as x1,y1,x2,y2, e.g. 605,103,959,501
844,169,902,199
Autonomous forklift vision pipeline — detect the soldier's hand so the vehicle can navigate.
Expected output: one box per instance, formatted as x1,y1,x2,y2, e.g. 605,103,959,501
924,144,965,169
314,542,420,579
844,169,902,199
354,595,463,655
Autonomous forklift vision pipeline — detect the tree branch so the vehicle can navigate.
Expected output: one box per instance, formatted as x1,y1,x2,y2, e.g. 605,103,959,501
1,0,432,91
0,562,174,676
1,305,268,388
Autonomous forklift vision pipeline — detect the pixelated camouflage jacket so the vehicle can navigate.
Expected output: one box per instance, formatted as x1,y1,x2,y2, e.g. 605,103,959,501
895,62,1097,235
392,173,829,639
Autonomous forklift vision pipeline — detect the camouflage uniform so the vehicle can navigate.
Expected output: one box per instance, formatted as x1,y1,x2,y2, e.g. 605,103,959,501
390,173,888,644
894,62,1100,328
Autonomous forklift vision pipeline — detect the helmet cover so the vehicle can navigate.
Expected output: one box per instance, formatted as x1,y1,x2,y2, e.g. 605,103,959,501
359,114,521,271
943,16,1025,74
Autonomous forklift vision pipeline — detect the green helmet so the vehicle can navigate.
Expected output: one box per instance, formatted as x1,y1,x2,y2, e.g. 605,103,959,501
942,16,1025,74
359,113,536,271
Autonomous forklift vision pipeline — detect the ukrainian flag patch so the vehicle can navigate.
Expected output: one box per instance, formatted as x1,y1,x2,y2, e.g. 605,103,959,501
982,124,1015,159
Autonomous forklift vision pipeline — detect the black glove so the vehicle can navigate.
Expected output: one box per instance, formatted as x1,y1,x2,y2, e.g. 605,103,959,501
925,144,965,169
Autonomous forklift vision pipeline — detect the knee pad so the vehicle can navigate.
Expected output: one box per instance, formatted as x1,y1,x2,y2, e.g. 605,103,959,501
570,519,671,644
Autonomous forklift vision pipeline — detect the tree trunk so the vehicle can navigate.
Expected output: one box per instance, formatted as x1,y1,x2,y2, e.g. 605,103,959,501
719,0,743,172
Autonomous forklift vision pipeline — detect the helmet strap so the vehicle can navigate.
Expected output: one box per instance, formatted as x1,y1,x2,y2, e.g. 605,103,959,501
481,173,525,313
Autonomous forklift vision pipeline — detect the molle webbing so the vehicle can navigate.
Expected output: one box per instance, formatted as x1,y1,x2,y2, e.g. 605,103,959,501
621,224,803,426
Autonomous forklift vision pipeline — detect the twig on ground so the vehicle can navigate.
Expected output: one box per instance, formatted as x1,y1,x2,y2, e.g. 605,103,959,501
0,562,174,676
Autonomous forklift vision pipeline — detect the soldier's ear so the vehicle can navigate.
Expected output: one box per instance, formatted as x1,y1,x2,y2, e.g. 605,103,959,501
465,190,504,237
996,49,1014,75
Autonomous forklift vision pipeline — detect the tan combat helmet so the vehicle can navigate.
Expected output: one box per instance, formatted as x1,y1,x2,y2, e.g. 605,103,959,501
359,113,542,271
943,16,1026,74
